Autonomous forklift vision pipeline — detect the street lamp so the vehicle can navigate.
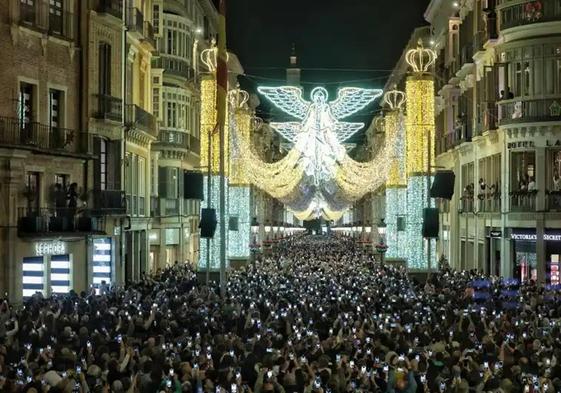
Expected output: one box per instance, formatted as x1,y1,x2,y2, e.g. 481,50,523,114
250,217,260,266
376,219,388,265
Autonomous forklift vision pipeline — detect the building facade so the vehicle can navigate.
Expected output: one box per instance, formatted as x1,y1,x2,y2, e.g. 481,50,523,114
149,0,214,271
427,0,561,283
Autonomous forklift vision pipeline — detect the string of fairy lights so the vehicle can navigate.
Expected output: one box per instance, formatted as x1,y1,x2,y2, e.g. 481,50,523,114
197,38,440,272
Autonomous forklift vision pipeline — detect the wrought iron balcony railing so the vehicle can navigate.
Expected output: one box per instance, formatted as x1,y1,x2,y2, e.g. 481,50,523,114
498,0,561,30
125,104,157,137
498,97,561,125
93,94,123,122
0,117,86,155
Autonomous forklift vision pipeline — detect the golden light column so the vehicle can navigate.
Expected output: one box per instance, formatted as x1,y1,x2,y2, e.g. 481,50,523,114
229,88,251,186
405,40,436,176
384,88,407,187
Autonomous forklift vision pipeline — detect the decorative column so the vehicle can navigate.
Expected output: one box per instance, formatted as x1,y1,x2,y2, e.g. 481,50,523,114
228,88,252,261
383,88,408,260
198,44,230,272
404,40,437,270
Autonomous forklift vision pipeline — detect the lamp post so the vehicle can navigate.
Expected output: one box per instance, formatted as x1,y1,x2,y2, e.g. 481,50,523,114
250,217,260,267
376,219,388,266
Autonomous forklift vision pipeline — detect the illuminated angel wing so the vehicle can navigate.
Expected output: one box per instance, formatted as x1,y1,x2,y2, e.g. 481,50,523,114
333,122,365,142
270,122,301,143
329,87,383,120
257,86,310,120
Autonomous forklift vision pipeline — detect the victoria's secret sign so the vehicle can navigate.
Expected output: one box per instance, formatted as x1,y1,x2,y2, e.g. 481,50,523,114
511,232,561,241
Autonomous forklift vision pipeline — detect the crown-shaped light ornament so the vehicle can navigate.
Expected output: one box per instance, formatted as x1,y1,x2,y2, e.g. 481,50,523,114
252,116,264,131
228,85,249,109
373,115,385,134
200,38,230,73
383,86,406,110
406,39,437,74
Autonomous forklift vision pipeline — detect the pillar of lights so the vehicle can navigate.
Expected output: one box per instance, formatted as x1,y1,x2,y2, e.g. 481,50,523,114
228,95,252,260
404,40,437,270
383,89,408,259
199,46,230,270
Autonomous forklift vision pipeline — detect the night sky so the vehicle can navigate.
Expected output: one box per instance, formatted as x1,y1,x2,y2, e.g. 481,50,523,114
217,0,431,123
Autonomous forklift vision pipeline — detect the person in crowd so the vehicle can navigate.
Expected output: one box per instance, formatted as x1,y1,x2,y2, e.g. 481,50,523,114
1,235,560,393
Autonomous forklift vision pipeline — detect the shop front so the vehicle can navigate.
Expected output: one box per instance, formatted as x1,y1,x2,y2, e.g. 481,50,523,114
510,229,561,284
90,237,115,291
485,229,502,277
19,239,82,300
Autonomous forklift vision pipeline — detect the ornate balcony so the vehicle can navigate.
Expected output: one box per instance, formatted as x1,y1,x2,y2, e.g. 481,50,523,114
93,94,123,122
153,55,195,80
498,0,561,30
126,7,144,36
498,97,561,125
509,191,537,211
17,207,105,236
0,117,87,156
91,190,127,215
97,0,123,19
125,104,157,137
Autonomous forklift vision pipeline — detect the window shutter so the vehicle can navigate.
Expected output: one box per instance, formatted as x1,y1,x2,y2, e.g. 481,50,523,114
178,169,185,199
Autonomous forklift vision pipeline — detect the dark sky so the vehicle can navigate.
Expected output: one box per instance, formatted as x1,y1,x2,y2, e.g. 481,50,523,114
216,0,430,128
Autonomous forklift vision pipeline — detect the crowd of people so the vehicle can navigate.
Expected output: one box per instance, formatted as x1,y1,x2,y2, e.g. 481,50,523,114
1,235,561,393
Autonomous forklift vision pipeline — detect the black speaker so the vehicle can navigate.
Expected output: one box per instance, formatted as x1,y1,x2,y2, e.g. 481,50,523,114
229,216,239,231
184,171,204,200
422,208,439,238
200,208,217,238
397,216,406,232
430,170,456,200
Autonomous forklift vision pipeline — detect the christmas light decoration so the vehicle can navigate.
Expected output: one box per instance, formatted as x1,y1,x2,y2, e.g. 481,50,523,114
228,186,251,258
385,187,407,259
384,89,407,187
405,77,435,176
199,175,229,270
404,176,436,269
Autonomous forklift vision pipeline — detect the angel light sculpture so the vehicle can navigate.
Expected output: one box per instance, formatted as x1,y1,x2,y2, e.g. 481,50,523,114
258,86,383,186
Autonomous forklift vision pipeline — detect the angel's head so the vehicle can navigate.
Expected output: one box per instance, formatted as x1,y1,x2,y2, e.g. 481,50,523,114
311,87,329,104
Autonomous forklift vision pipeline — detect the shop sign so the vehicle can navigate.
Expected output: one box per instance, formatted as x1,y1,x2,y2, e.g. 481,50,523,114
35,241,66,256
511,232,561,241
507,141,534,149
511,233,537,241
490,230,502,238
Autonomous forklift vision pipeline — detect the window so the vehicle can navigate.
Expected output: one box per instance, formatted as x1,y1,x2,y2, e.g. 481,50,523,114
20,0,36,25
524,61,531,96
511,151,536,191
26,172,40,213
99,43,112,95
139,157,146,216
19,82,34,127
153,87,160,119
49,0,63,35
153,4,160,35
100,138,108,190
54,174,68,189
49,89,63,129
515,62,522,97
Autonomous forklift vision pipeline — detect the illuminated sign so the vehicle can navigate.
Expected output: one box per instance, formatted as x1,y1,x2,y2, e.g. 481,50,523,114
511,232,561,241
35,241,66,256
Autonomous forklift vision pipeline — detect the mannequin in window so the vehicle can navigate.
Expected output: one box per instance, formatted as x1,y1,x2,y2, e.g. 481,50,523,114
553,169,561,191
